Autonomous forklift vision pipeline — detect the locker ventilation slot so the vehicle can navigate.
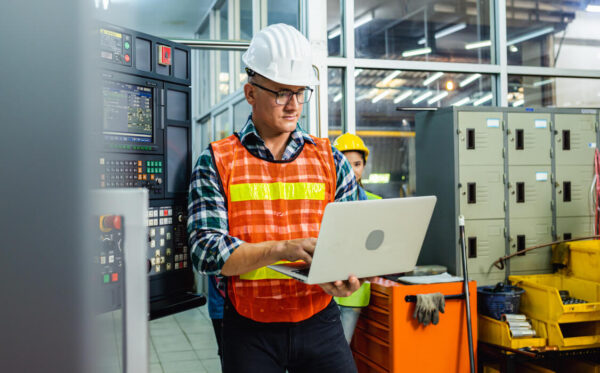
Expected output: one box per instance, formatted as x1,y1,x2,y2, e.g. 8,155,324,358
562,130,571,151
467,183,476,204
516,182,525,203
563,181,571,202
467,128,475,149
468,237,477,258
517,235,526,256
516,129,524,150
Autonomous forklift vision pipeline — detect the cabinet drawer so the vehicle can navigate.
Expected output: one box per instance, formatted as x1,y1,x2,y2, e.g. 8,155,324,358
363,305,390,327
353,352,389,373
352,329,390,371
370,290,390,310
356,316,390,343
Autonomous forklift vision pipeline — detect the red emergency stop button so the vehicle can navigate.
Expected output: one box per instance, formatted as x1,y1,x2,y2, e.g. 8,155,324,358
100,215,122,231
158,45,172,66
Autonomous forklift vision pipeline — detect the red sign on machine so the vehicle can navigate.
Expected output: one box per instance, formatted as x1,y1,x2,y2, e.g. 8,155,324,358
158,45,172,66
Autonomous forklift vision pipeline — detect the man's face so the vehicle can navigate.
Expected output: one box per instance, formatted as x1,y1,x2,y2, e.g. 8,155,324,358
244,75,305,136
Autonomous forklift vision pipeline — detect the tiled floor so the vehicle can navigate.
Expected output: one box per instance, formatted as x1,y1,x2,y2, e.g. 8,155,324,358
149,306,221,373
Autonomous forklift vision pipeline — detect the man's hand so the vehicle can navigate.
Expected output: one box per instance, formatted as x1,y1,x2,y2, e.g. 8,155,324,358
221,237,316,276
272,237,317,265
319,275,363,297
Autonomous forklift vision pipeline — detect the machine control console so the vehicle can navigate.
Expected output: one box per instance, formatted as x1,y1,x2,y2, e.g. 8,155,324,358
99,156,164,197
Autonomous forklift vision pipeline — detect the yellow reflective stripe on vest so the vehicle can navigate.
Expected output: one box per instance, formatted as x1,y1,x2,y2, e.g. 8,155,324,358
230,182,325,202
239,260,295,280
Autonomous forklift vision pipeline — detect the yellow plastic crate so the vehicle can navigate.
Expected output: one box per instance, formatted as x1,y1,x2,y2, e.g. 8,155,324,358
509,274,600,323
530,319,600,351
478,315,546,349
569,240,600,283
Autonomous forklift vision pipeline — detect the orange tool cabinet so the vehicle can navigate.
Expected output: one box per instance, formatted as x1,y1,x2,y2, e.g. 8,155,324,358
351,277,478,373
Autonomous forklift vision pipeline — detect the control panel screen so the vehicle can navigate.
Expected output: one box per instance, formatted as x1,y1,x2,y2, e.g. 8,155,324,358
167,126,188,194
103,80,153,143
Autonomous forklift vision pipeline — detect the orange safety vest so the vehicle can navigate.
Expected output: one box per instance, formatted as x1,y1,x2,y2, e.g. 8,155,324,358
211,134,336,323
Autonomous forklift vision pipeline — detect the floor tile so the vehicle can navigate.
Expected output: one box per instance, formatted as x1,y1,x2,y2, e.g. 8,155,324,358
149,363,164,373
156,350,199,363
194,347,219,360
200,358,222,373
162,359,207,373
187,333,218,350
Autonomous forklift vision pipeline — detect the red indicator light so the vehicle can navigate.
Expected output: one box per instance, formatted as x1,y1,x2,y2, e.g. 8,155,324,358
124,54,130,63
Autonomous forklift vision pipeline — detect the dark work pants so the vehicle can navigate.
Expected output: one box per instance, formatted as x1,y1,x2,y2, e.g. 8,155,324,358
211,318,223,369
222,299,358,373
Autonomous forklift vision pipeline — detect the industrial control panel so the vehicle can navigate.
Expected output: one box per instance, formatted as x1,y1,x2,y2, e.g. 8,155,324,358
97,23,204,319
95,214,124,314
416,107,599,285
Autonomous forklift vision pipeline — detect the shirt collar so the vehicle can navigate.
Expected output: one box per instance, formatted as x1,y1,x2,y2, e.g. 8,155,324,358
237,114,316,147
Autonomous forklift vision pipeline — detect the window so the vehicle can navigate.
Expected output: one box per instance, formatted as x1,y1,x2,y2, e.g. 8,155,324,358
327,0,342,56
355,69,494,112
506,1,600,68
508,75,600,107
328,67,344,139
344,0,493,63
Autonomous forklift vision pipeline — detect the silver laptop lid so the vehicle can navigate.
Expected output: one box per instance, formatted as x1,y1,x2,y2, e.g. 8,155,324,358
304,196,436,284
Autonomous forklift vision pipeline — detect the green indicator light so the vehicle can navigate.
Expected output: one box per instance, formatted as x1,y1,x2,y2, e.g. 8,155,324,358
124,41,130,50
103,274,109,284
158,168,162,173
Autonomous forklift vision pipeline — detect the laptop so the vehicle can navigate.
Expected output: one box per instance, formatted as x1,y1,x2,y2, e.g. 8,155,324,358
267,196,437,284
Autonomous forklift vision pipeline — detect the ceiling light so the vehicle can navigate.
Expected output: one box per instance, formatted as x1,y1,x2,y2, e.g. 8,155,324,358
507,27,554,46
393,90,413,104
428,91,449,104
372,90,391,103
357,88,378,101
378,71,401,86
473,93,493,106
354,69,363,77
532,78,554,87
94,0,100,8
512,99,524,107
587,4,600,12
402,47,432,58
465,40,491,50
333,93,342,103
452,97,471,106
509,45,518,53
328,12,374,39
412,91,433,104
423,72,444,86
459,73,481,88
102,0,109,10
445,80,455,91
418,22,467,45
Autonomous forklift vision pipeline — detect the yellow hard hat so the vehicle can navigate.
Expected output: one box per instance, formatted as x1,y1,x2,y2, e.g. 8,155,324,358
332,133,369,162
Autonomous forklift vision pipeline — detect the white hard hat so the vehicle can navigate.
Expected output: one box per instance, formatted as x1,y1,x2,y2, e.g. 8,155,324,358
242,23,319,86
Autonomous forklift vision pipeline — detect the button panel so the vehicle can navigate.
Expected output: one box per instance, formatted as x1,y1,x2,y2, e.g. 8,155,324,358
95,214,124,313
147,205,188,276
99,156,164,198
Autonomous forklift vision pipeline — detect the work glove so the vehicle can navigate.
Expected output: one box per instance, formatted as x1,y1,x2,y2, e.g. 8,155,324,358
413,292,445,326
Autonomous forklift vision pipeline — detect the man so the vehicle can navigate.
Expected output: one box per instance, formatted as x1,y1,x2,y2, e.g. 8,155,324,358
188,23,362,373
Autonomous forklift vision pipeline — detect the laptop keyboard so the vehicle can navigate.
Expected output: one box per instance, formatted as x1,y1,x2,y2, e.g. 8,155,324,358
292,268,310,277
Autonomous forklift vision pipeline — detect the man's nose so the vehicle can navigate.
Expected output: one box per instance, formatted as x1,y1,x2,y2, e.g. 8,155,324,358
284,95,301,110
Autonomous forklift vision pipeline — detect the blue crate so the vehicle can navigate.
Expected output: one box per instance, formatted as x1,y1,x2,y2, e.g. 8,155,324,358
477,283,525,320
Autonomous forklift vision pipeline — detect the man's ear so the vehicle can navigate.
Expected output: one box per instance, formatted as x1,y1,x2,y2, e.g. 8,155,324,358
244,83,255,105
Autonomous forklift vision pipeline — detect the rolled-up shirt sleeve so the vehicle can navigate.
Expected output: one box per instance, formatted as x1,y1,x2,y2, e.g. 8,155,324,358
187,148,243,275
